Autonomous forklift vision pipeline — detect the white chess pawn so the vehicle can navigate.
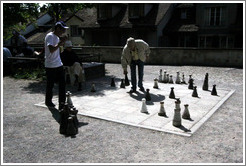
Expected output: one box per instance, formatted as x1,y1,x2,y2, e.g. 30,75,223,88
140,98,148,114
153,78,159,89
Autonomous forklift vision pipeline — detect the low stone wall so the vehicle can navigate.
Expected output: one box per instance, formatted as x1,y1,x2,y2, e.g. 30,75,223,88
73,46,243,68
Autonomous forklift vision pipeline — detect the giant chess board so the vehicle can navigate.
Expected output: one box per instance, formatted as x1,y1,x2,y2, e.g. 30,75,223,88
35,80,235,137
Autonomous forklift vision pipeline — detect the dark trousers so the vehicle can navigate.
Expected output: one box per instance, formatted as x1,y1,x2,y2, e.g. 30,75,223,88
45,66,66,106
130,60,144,91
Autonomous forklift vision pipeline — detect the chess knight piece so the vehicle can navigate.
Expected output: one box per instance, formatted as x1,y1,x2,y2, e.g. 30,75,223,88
173,99,182,127
169,75,174,84
140,98,148,114
182,104,190,120
120,79,125,88
145,88,151,101
66,91,73,107
175,72,181,84
211,84,217,96
158,101,167,117
169,87,175,99
202,73,209,91
91,83,96,92
159,69,163,82
153,78,159,89
111,77,116,87
188,78,194,90
125,74,130,86
192,86,198,97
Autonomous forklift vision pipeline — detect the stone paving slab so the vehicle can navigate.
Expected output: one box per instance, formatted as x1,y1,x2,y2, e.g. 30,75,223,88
35,81,235,137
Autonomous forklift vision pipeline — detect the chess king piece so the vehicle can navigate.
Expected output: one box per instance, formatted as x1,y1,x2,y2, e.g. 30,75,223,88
111,77,116,87
159,69,163,82
158,101,167,117
169,75,174,84
175,72,181,84
66,91,73,107
91,83,96,92
192,86,198,97
188,78,194,90
145,88,151,101
169,87,175,99
66,116,77,136
173,99,182,127
211,84,217,96
163,71,167,83
125,73,130,86
140,98,148,114
182,104,190,120
120,79,125,88
202,73,209,91
153,78,159,89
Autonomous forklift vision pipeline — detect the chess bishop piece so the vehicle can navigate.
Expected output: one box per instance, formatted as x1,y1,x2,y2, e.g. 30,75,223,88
66,91,73,107
175,72,181,84
111,77,116,87
192,86,198,97
182,104,190,120
163,71,167,83
153,78,159,89
169,87,175,99
211,84,217,96
159,69,163,82
91,83,96,92
120,79,125,88
125,74,130,86
158,101,167,117
145,88,151,101
188,78,194,90
173,99,182,127
202,73,209,91
181,73,186,84
140,98,148,114
169,75,174,84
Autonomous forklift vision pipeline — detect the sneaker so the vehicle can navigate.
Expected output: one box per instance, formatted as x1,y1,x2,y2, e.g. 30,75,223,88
45,102,55,107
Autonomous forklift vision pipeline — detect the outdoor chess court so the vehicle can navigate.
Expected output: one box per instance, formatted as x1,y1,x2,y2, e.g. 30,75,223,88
35,81,235,137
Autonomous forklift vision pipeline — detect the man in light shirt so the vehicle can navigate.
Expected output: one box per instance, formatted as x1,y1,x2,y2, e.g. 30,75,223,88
44,21,68,110
121,37,150,93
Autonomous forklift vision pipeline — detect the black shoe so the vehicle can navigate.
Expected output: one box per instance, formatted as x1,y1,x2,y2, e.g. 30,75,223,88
139,87,145,92
129,89,137,93
45,102,55,107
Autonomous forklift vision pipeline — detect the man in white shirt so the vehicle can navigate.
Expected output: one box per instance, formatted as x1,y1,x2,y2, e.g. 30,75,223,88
44,21,68,110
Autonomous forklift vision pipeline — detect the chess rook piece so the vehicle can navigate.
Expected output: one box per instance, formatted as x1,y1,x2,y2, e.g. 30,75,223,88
159,69,163,82
169,75,174,84
125,74,130,86
140,98,148,114
188,78,194,90
153,78,159,89
192,86,198,97
66,116,77,136
175,72,181,84
158,101,167,117
211,84,217,96
163,71,167,83
145,88,151,101
169,87,175,99
91,83,96,92
120,79,125,88
173,108,182,127
111,77,116,87
66,91,73,107
182,104,190,120
202,73,209,91
181,73,186,84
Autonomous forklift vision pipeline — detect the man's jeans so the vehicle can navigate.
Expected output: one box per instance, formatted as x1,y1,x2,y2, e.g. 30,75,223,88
130,60,144,91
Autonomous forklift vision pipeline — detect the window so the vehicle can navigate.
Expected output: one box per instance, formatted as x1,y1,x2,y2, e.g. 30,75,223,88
205,7,224,26
199,35,234,48
70,25,82,37
128,4,144,18
98,4,112,19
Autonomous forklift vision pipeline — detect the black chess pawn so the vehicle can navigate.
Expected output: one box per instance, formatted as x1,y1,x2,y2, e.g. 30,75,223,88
158,101,167,117
111,77,116,87
192,86,198,97
188,78,194,90
211,84,217,96
91,83,96,92
120,79,125,88
145,88,151,101
125,74,130,86
169,87,175,99
166,74,169,83
66,116,77,136
182,104,190,120
188,75,192,84
169,75,174,84
202,73,209,91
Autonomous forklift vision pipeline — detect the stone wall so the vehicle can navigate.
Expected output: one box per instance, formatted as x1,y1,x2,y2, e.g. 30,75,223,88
73,46,243,68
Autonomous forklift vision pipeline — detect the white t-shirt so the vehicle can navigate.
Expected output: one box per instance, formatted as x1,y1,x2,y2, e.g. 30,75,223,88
44,32,63,68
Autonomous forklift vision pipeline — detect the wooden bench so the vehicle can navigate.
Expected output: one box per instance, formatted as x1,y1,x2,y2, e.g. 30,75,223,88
77,54,102,62
7,56,43,70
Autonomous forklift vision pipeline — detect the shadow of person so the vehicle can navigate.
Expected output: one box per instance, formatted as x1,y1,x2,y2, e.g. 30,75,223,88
129,91,166,105
48,107,60,123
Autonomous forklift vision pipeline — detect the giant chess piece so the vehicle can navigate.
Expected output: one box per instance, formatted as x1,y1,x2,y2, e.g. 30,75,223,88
59,103,70,134
188,78,194,90
163,71,167,83
159,69,163,82
166,74,169,83
66,91,73,107
202,73,209,91
145,88,151,101
111,77,116,87
182,104,190,120
188,75,192,84
169,87,175,99
91,83,96,92
158,101,167,117
173,99,182,127
66,116,77,136
120,79,125,88
125,74,130,86
70,107,79,127
175,72,181,84
192,86,198,97
140,98,148,114
181,73,186,84
169,75,174,84
153,78,159,89
211,84,217,96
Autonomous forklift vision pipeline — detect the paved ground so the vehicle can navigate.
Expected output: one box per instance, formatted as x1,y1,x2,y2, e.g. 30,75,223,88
2,63,244,164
